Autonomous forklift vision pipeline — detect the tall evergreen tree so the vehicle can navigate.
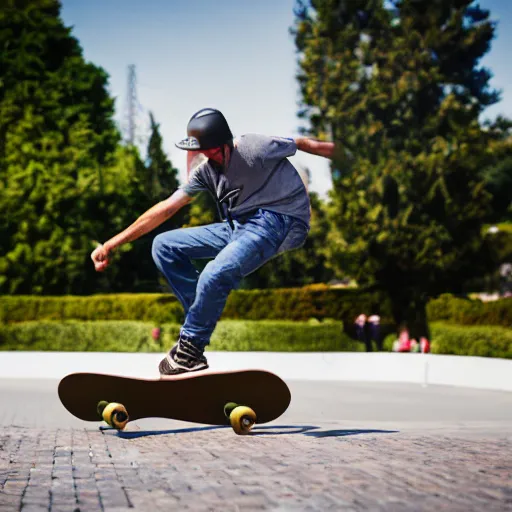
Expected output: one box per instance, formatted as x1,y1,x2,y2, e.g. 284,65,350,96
0,0,136,294
144,112,180,202
115,112,186,292
481,117,512,224
293,0,506,337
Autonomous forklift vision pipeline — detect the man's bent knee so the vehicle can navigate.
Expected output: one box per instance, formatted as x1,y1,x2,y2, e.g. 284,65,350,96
151,233,167,265
151,232,183,266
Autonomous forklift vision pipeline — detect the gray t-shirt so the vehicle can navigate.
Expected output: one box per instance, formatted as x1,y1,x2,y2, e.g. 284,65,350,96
181,133,311,227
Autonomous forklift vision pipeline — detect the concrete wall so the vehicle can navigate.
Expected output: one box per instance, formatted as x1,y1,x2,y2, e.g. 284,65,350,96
1,351,512,391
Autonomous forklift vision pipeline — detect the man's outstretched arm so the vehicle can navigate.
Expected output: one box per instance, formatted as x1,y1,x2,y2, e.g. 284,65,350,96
295,137,335,159
91,189,192,272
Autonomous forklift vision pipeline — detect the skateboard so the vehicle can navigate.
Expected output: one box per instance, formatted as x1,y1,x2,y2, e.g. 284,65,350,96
58,369,291,435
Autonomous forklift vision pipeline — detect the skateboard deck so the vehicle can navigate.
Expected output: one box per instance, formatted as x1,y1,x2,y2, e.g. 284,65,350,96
58,369,291,435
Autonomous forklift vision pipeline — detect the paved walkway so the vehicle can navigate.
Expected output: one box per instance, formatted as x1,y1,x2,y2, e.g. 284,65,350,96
0,379,511,511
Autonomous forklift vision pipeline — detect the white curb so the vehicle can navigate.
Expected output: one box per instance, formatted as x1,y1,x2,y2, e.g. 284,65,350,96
0,351,511,392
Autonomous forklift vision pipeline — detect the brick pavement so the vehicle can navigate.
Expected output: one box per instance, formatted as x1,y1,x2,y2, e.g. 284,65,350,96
0,424,511,511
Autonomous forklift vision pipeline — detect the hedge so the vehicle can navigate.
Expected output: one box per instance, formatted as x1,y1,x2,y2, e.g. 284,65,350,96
2,319,510,358
429,322,512,359
0,294,184,324
1,291,510,327
0,289,391,324
426,294,512,327
0,321,174,352
383,322,512,359
222,287,390,321
0,319,362,353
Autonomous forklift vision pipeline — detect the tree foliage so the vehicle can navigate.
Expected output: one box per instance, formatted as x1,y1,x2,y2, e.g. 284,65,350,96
480,117,512,224
118,112,186,292
0,0,124,294
0,1,184,294
292,0,508,336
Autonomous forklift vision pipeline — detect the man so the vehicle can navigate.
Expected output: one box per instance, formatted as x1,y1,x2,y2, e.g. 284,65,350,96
91,108,335,375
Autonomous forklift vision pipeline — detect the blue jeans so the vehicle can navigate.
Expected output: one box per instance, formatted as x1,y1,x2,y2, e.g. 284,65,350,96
152,209,308,348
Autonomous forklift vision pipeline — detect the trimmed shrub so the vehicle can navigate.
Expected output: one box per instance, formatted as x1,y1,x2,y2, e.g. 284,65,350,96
2,318,509,357
0,320,362,352
0,289,391,325
383,322,512,359
0,295,184,324
210,320,363,352
430,322,512,359
1,290,509,328
223,288,390,322
427,294,512,327
0,321,178,352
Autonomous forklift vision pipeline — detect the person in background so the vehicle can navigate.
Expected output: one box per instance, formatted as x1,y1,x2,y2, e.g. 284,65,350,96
368,314,381,351
392,326,430,353
419,336,431,354
392,327,416,352
354,314,370,351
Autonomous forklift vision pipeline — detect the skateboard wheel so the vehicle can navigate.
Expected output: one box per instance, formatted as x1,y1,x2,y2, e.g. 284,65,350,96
101,402,129,430
229,406,256,435
223,402,239,420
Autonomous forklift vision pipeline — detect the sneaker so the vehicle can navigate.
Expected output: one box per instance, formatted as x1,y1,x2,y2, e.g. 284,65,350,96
159,335,208,376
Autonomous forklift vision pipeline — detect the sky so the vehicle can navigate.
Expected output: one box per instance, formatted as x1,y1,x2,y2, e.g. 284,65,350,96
59,0,512,198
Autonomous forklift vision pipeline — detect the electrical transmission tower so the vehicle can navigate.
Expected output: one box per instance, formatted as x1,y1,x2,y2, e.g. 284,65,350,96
126,64,137,145
123,64,151,155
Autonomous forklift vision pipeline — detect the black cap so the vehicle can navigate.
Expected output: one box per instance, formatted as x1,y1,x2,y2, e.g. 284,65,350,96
175,108,233,151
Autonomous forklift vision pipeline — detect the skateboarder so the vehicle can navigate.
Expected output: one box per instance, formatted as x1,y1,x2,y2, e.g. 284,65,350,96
91,108,335,375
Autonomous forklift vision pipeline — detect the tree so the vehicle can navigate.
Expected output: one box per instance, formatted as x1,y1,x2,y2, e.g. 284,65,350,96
116,112,185,292
143,112,180,202
0,0,159,295
292,0,505,337
480,117,512,224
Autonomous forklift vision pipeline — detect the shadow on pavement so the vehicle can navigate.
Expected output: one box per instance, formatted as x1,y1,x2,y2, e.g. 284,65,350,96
107,424,398,439
110,425,230,438
252,425,399,437
303,428,399,438
251,425,319,435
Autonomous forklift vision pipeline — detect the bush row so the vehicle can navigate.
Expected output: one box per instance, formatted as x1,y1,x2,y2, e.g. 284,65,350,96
0,320,512,359
383,322,512,359
2,319,510,358
429,322,512,359
0,319,362,353
223,287,391,323
0,294,184,324
1,291,510,327
426,294,512,327
0,289,391,324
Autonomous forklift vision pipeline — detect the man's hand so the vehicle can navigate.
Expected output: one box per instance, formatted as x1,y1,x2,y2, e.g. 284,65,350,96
91,244,110,272
89,189,192,273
